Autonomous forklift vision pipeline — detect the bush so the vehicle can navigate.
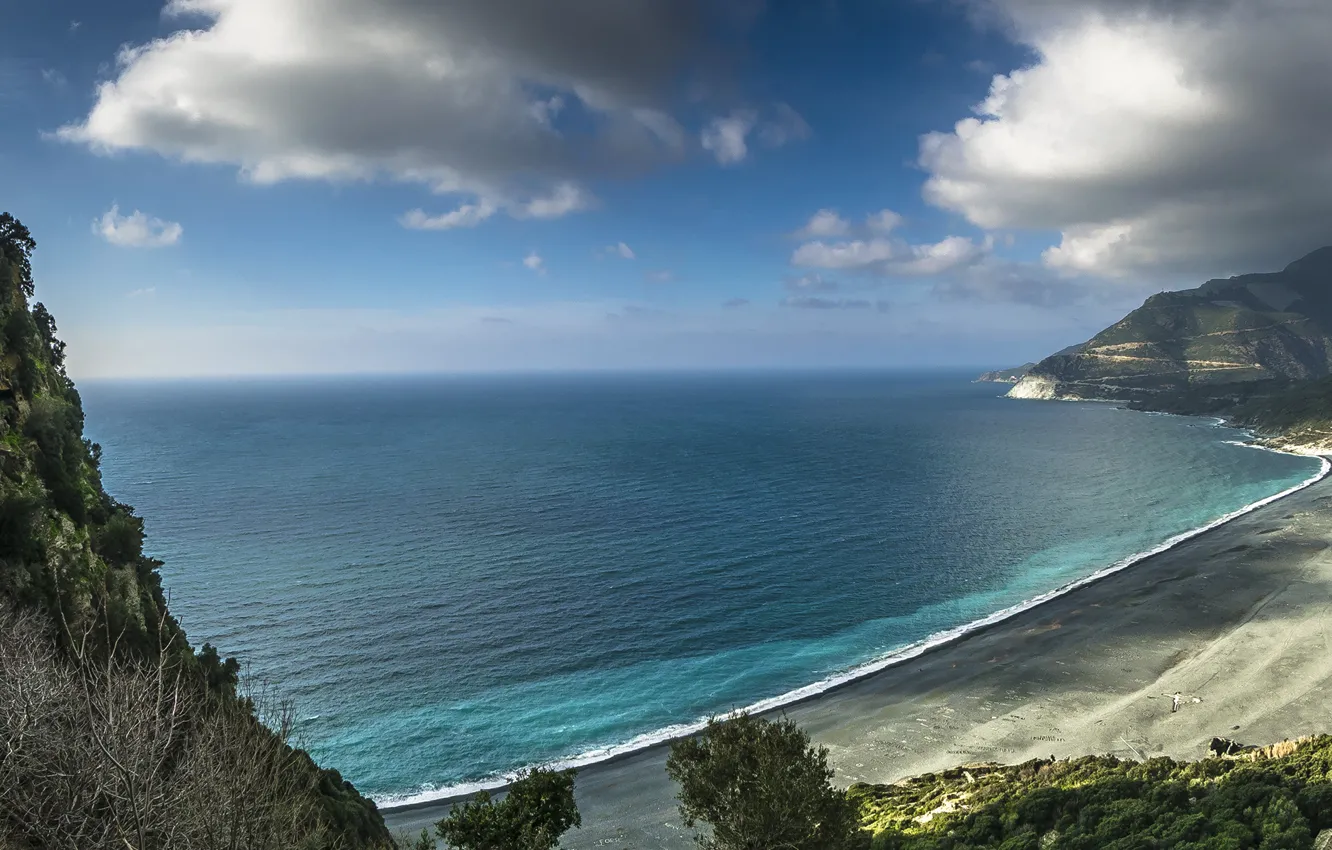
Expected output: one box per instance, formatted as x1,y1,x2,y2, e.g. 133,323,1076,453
667,713,869,850
436,768,581,850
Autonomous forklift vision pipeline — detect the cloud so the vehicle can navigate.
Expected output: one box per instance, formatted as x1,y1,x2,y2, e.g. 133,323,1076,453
701,110,757,165
515,182,592,219
866,209,903,233
792,239,894,270
523,251,546,275
933,258,1098,307
722,297,750,308
95,205,183,248
785,273,839,292
607,242,636,260
126,286,157,298
58,0,750,220
41,69,67,88
701,102,810,165
645,269,674,283
922,0,1332,277
403,182,588,229
793,207,902,240
796,209,851,239
756,102,811,148
782,296,888,311
792,234,987,277
400,202,497,231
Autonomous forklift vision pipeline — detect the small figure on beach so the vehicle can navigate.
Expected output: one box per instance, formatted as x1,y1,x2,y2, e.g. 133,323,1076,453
1171,692,1182,713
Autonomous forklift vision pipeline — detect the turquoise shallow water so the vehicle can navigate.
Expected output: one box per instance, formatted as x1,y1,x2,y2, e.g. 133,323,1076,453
79,372,1321,804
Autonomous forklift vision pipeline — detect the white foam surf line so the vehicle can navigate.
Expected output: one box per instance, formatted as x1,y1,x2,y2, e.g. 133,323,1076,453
378,446,1331,812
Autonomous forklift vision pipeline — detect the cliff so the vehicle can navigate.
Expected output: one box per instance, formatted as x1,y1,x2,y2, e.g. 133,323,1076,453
0,214,391,849
1007,246,1332,405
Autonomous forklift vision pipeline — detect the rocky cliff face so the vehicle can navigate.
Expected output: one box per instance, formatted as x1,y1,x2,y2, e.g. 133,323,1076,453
1007,246,1332,403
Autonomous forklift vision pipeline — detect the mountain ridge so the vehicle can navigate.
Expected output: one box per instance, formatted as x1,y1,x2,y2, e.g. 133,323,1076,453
1002,246,1332,405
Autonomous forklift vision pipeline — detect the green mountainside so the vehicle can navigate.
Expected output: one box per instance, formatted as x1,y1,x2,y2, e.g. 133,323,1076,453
1004,247,1332,405
852,736,1332,849
0,214,391,849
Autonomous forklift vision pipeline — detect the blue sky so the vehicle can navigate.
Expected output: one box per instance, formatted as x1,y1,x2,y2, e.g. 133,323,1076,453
3,0,1330,377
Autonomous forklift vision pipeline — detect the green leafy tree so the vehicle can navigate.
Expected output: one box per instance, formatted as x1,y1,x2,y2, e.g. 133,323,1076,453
436,768,581,850
666,713,868,850
0,212,36,298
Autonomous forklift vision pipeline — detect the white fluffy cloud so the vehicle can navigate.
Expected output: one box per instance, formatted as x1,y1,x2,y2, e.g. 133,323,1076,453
922,0,1332,277
523,251,546,275
794,208,902,240
95,205,183,248
866,209,903,234
607,242,635,259
792,234,986,277
60,0,752,224
701,110,758,166
400,202,497,231
797,210,851,239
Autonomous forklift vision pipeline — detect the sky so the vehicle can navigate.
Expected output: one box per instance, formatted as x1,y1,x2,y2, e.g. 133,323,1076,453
2,0,1330,378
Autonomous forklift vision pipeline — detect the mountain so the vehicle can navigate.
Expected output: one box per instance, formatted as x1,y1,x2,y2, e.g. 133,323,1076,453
1007,247,1332,403
0,214,392,849
976,363,1035,383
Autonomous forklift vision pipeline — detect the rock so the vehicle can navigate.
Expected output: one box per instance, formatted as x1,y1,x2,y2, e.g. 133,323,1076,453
1006,375,1060,400
1209,737,1250,757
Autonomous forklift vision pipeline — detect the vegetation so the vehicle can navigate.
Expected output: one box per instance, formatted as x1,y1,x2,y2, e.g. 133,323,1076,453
851,737,1332,850
666,713,869,850
434,768,581,850
0,212,390,849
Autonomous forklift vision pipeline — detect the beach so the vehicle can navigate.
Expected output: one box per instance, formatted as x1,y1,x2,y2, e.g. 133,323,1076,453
385,458,1332,848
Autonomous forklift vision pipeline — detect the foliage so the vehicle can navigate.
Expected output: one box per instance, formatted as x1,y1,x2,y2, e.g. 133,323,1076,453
0,603,338,849
1227,375,1332,435
0,212,392,848
852,737,1332,850
667,712,869,850
435,768,581,850
0,213,35,298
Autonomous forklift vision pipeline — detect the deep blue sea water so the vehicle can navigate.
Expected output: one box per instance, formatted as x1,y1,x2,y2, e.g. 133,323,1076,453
79,372,1321,804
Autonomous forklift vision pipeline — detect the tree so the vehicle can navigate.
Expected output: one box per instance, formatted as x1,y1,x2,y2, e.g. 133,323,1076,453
31,302,66,370
666,713,868,850
435,768,581,850
0,212,36,298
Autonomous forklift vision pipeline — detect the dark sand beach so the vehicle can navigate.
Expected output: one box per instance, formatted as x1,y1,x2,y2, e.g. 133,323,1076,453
385,468,1332,849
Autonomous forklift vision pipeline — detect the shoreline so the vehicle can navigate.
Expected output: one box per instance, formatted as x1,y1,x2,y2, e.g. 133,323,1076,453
379,439,1329,818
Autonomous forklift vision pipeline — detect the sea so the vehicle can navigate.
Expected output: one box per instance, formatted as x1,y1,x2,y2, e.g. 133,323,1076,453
79,371,1323,806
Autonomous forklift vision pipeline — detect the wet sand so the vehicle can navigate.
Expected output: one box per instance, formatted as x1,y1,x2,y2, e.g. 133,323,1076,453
385,471,1332,849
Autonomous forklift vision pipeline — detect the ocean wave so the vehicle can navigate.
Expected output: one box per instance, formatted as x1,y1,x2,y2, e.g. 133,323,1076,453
375,445,1330,812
